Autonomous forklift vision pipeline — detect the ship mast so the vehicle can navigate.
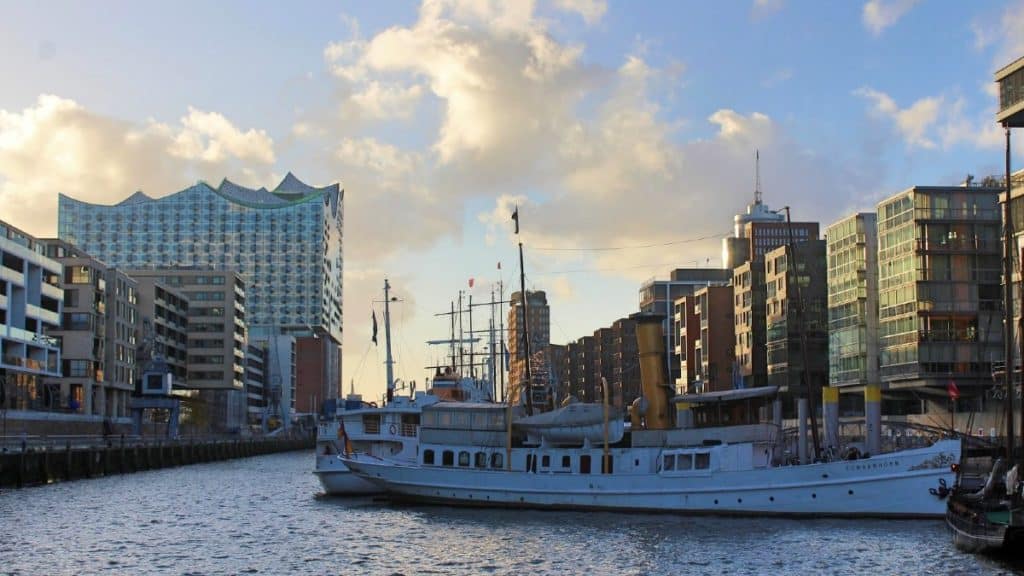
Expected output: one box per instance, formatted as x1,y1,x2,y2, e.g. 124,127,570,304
513,205,535,416
1004,123,1016,463
384,278,396,404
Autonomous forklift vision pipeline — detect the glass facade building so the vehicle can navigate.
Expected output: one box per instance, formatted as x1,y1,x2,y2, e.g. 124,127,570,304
826,213,879,388
875,186,1002,396
57,173,343,346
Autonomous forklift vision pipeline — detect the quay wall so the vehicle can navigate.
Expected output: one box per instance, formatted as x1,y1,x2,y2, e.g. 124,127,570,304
0,437,313,489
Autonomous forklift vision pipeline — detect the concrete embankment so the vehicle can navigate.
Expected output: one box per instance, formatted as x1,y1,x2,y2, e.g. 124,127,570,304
0,437,313,489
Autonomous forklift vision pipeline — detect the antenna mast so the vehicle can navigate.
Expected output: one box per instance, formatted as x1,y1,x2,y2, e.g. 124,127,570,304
755,149,762,205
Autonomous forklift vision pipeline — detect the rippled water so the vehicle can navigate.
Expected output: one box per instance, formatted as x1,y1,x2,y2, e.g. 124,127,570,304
1,450,1022,575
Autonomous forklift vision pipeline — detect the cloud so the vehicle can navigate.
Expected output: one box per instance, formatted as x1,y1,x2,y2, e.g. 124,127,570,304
854,86,1009,152
553,0,607,25
752,0,784,17
0,95,276,237
854,87,941,149
862,0,920,35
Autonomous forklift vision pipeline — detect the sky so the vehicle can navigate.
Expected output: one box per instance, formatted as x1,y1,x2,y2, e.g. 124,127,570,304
2,0,1023,402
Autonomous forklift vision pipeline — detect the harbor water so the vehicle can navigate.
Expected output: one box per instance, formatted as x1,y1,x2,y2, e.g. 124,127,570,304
1,450,1022,575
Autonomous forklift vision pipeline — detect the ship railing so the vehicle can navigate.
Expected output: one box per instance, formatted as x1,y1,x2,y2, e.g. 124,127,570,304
363,419,380,435
400,423,417,437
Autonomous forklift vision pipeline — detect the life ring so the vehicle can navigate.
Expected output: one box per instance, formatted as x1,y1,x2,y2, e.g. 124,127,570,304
389,424,397,435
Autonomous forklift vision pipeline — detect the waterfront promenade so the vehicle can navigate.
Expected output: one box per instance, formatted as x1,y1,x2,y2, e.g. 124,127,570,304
0,434,312,488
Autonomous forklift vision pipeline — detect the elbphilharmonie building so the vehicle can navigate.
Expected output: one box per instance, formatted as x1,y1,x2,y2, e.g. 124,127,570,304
58,173,343,346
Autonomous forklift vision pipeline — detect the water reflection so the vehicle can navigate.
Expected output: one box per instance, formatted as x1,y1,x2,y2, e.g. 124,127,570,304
1,451,1020,575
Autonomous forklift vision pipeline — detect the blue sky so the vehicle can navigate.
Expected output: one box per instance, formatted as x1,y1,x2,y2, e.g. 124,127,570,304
2,0,1023,400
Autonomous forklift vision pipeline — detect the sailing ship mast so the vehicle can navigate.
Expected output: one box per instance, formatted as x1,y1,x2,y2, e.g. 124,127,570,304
513,205,535,416
383,279,396,404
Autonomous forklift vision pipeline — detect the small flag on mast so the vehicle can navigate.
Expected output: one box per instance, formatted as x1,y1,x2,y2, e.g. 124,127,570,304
372,310,378,346
511,206,519,234
497,261,501,270
947,379,960,400
468,277,475,288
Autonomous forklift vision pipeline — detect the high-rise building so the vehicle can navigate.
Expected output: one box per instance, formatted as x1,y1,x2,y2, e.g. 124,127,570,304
609,317,641,407
294,335,341,414
1,221,63,415
826,213,879,390
876,185,1002,400
57,174,344,398
132,276,190,387
732,260,767,389
691,285,736,393
42,239,138,421
674,294,699,393
508,290,550,395
639,268,731,385
128,268,247,431
244,341,268,427
765,240,829,393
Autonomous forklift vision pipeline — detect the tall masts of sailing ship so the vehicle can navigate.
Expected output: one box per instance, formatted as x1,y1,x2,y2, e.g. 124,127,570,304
512,204,535,416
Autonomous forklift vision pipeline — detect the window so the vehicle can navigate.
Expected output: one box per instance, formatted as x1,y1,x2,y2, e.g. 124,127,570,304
580,455,591,474
490,452,504,469
678,454,693,470
458,451,470,467
663,454,676,471
442,451,454,466
541,455,550,468
423,450,435,465
561,455,571,468
695,452,710,470
475,452,487,468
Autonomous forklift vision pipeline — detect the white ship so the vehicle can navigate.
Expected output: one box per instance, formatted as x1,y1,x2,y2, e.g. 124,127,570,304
314,371,495,495
342,316,960,517
315,278,495,495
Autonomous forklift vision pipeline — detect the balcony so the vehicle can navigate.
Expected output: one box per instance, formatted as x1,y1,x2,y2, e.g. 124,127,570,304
27,303,60,326
0,265,24,286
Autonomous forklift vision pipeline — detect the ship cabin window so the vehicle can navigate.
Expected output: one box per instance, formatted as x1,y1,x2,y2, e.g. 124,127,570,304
561,455,571,469
541,455,550,468
695,452,710,470
663,454,675,471
580,455,591,474
678,454,693,471
475,452,487,468
601,455,614,474
458,451,470,467
363,414,381,434
491,453,504,469
423,449,435,465
442,450,454,466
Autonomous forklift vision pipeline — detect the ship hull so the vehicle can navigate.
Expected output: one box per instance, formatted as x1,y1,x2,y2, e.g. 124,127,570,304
344,440,959,518
314,455,382,495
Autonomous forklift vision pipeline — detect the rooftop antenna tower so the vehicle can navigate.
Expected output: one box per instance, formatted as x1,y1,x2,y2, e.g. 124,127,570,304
754,149,762,205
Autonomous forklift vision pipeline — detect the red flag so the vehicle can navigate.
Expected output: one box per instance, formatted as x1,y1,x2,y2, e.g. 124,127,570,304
468,277,475,288
947,380,960,400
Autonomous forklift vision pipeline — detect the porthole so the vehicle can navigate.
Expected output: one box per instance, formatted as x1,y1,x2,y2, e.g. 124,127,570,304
714,499,719,505
769,496,774,502
812,493,817,499
848,490,854,495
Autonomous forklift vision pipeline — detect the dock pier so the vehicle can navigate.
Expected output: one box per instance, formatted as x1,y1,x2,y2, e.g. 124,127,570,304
0,435,313,489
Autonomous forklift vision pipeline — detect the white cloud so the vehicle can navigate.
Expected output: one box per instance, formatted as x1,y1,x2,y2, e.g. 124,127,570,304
553,0,607,25
752,0,784,17
854,87,941,149
165,107,275,164
0,94,276,237
862,0,920,35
